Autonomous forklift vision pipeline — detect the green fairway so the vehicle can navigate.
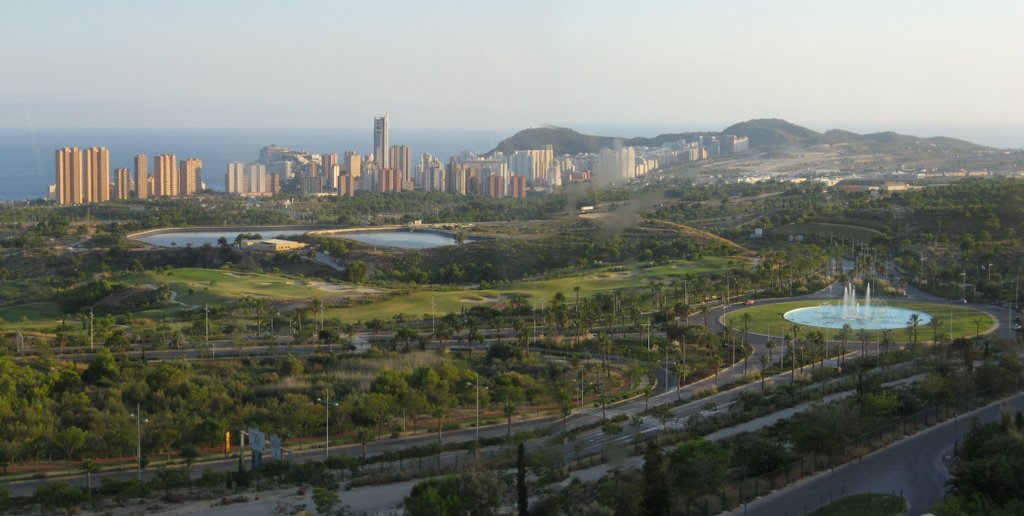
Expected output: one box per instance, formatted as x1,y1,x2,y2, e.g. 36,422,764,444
776,222,883,242
330,256,746,321
0,302,62,322
808,493,904,516
138,268,350,305
723,299,996,341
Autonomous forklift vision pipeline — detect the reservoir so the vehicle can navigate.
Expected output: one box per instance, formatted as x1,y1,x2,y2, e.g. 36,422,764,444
335,230,469,249
133,228,472,249
135,229,307,248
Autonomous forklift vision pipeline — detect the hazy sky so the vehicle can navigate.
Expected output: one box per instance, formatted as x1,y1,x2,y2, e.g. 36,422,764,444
2,0,1022,137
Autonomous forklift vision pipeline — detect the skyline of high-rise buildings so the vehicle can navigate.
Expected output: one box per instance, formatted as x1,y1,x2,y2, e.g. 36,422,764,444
50,114,746,204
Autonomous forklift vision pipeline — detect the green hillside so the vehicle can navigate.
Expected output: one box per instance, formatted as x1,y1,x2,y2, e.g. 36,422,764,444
488,119,989,155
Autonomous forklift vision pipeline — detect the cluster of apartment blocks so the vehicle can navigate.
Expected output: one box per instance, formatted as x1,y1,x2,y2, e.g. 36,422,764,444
54,147,203,205
224,115,750,198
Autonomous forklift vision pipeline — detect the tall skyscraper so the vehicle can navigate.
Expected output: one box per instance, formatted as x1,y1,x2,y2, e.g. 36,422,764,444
55,147,83,205
179,158,203,196
373,114,390,169
85,146,110,203
115,168,132,200
154,154,178,197
134,154,149,199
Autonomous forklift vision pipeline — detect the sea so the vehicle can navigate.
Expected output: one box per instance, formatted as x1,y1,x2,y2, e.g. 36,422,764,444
0,128,511,201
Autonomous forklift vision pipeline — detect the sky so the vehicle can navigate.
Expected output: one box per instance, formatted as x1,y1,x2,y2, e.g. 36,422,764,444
1,0,1022,142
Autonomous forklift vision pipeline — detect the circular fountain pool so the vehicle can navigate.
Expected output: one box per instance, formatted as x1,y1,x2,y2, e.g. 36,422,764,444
783,305,932,330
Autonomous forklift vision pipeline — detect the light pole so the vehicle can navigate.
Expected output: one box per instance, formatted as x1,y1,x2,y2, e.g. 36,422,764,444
579,370,584,413
205,303,211,358
316,392,339,461
129,403,148,481
431,296,436,340
89,307,94,352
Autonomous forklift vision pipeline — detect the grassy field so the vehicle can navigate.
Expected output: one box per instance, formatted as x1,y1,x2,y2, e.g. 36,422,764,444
331,256,747,321
808,493,904,516
723,299,996,341
0,302,62,323
775,222,883,242
1,257,744,331
129,268,368,306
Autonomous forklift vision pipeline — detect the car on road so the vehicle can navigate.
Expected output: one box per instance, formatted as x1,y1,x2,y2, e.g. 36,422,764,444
744,300,755,306
955,298,968,304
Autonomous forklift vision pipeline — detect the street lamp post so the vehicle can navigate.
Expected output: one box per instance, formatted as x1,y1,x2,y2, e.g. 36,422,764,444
205,303,212,358
579,370,584,413
129,403,148,481
317,392,339,461
89,307,94,352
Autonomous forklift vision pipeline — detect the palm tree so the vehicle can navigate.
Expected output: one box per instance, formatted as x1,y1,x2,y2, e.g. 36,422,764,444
858,328,871,359
573,285,582,317
880,328,894,367
973,317,986,337
759,355,770,393
766,340,777,368
309,298,324,333
907,313,921,347
837,323,853,368
928,317,942,345
466,317,480,359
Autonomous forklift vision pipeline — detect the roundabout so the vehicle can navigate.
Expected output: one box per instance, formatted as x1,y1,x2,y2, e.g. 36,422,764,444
780,283,932,331
724,295,996,340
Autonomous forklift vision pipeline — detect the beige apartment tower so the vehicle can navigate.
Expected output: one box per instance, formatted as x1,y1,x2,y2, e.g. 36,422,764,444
55,147,83,205
344,151,362,179
134,154,149,199
389,145,411,184
153,154,178,197
115,168,132,200
85,147,110,203
179,158,203,196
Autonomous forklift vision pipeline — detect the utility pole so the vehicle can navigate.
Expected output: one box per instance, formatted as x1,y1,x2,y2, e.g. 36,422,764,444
89,307,94,352
431,296,436,340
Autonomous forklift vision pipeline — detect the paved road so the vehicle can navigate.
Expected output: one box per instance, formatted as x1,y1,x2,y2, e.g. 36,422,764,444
732,392,1024,516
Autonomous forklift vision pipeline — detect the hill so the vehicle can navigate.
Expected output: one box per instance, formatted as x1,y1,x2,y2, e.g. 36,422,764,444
489,119,990,155
721,118,832,147
489,126,704,156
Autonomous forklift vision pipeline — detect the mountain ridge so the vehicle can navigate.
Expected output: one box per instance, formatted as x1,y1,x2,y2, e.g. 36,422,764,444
488,118,989,155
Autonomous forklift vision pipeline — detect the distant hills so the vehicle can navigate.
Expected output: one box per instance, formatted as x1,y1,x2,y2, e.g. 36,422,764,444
489,118,988,155
488,126,704,156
